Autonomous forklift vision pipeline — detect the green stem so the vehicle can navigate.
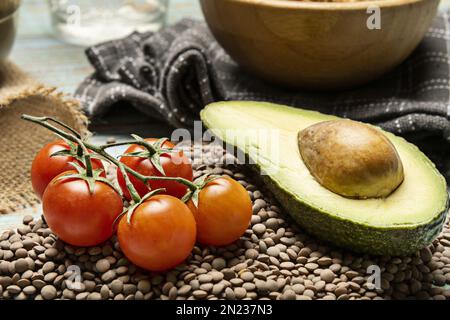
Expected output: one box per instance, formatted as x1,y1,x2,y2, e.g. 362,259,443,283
83,154,93,177
45,117,82,139
118,163,141,203
22,115,94,177
100,141,155,152
76,144,84,158
101,135,158,154
93,143,196,191
21,115,198,192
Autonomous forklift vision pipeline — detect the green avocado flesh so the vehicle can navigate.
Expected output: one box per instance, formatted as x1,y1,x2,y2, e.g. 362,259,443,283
200,101,449,256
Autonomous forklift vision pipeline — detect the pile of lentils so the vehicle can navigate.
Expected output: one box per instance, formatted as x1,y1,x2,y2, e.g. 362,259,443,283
0,144,449,300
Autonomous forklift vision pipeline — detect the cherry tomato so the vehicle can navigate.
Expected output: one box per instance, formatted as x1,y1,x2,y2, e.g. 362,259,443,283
42,171,123,247
187,177,252,246
117,195,196,272
31,140,104,199
117,138,193,199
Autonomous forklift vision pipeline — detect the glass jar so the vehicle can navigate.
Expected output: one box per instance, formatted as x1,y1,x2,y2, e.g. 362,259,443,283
48,0,169,46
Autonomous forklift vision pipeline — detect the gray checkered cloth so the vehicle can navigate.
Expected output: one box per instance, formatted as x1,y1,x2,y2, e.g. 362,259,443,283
75,17,450,176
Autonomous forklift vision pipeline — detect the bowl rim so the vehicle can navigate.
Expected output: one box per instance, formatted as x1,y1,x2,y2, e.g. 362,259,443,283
0,10,18,25
220,0,430,10
0,1,21,24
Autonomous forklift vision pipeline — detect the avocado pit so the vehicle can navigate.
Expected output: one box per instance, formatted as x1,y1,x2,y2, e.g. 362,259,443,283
298,120,404,199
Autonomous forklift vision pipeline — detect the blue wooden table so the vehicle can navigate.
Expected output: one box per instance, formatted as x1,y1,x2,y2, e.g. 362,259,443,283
11,0,203,93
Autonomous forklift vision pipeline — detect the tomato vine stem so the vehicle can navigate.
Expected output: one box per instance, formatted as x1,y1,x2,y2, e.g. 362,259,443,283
100,139,158,155
21,115,198,192
117,163,141,203
22,116,95,177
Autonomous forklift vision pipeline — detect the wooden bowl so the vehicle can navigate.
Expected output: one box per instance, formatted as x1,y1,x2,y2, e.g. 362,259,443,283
200,0,440,90
0,1,20,62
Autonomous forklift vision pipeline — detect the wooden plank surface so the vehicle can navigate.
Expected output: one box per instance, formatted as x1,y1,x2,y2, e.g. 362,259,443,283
11,0,202,93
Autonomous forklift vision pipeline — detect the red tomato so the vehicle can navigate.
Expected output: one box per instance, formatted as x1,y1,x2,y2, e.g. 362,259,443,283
31,140,104,199
117,138,193,199
42,171,123,247
117,195,196,272
188,177,252,246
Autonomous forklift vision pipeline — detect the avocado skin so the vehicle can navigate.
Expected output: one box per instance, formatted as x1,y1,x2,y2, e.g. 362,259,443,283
201,103,450,256
259,170,448,256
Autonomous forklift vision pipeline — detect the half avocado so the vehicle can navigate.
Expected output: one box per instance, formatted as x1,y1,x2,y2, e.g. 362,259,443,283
200,101,449,256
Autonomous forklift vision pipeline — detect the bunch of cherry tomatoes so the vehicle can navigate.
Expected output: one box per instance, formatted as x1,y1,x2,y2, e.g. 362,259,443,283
26,116,252,272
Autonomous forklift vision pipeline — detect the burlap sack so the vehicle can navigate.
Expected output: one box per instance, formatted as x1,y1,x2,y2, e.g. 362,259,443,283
0,62,88,214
